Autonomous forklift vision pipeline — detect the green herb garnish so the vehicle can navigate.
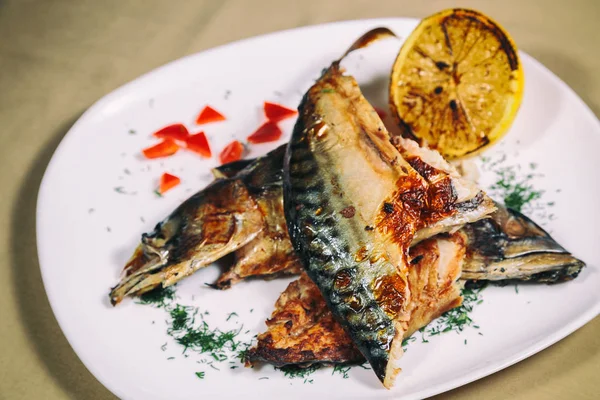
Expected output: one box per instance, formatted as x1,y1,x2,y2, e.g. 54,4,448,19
490,166,543,212
332,365,351,379
275,364,321,380
137,286,175,308
404,283,487,347
226,312,238,321
195,372,205,379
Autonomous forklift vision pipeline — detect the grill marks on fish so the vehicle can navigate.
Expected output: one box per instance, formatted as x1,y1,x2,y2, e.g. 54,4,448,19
284,60,496,387
249,202,586,369
286,79,404,385
247,234,464,367
245,272,364,366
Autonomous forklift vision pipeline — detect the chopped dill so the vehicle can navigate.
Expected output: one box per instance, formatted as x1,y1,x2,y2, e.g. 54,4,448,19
128,129,136,135
332,365,351,379
235,341,254,364
258,377,269,380
195,372,205,379
515,285,519,294
154,190,163,197
175,321,240,361
169,304,192,332
490,166,542,212
481,155,554,217
434,284,486,334
404,283,487,346
137,286,175,308
321,88,335,93
226,312,238,321
275,364,321,380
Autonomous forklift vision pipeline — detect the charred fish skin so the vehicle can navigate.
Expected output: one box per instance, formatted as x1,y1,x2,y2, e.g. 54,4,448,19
284,45,497,385
461,204,585,283
109,176,264,305
109,147,288,305
211,158,255,179
283,60,436,386
284,89,398,382
214,145,303,289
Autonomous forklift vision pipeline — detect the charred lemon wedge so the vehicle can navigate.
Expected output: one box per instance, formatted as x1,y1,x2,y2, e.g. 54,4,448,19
389,8,524,158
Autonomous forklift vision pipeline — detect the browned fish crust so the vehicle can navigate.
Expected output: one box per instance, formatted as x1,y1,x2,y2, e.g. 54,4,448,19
246,273,364,366
247,234,465,367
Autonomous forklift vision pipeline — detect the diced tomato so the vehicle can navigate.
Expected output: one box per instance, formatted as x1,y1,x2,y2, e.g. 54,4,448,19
264,101,297,122
247,121,282,144
196,105,226,125
374,107,387,119
153,123,189,141
159,173,181,194
142,139,179,159
186,131,212,157
219,140,244,164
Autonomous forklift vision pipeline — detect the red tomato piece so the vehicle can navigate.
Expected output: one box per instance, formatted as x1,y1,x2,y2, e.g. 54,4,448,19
219,140,244,164
159,173,181,194
196,105,226,125
153,123,189,141
142,139,179,159
374,107,387,119
186,132,212,158
247,121,282,144
264,101,298,122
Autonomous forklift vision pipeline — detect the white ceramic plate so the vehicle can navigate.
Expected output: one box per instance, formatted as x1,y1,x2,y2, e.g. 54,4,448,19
37,18,600,400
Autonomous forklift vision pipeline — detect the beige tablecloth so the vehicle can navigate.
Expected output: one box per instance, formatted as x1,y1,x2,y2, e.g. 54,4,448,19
1,0,598,398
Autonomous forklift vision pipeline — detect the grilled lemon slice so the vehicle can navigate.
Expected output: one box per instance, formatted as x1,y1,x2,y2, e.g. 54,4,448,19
389,8,524,158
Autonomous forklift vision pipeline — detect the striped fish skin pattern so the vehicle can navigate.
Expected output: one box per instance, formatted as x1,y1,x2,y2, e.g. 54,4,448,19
282,57,493,386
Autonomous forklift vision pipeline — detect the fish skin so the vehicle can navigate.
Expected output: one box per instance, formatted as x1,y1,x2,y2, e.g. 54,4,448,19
109,177,264,305
460,204,585,283
285,67,413,386
215,147,304,289
247,205,586,368
109,147,285,305
283,60,494,387
246,272,364,366
211,158,255,179
247,233,464,367
213,150,582,286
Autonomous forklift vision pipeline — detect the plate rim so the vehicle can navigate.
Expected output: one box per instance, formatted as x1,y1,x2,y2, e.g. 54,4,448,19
35,16,600,400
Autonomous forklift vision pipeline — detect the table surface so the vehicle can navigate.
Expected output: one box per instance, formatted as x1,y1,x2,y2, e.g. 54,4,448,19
1,0,599,399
